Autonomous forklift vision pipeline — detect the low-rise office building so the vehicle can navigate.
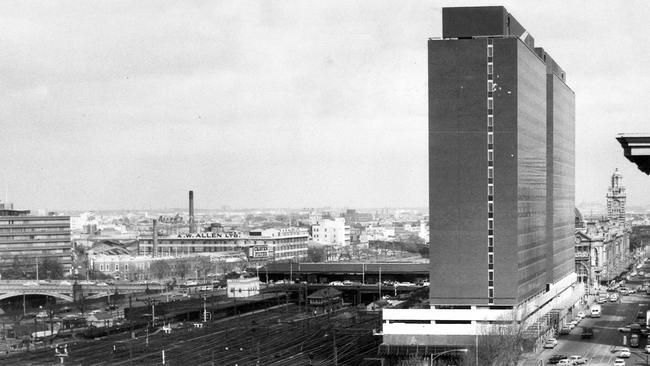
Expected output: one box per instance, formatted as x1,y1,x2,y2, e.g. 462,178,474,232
0,203,72,274
312,218,350,246
138,227,308,263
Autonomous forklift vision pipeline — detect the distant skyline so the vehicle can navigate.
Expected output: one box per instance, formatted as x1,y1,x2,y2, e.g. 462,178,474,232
1,1,649,211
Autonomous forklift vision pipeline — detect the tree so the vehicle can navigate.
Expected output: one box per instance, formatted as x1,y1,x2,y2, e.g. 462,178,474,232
475,309,531,366
307,246,327,262
2,257,33,279
150,260,170,280
175,259,191,279
195,256,213,279
40,258,65,279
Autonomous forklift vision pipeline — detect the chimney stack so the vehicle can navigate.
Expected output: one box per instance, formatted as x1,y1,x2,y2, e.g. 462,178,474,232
152,219,158,258
189,190,196,234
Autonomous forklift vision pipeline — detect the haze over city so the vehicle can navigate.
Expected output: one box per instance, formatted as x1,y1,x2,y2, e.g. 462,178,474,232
1,0,648,211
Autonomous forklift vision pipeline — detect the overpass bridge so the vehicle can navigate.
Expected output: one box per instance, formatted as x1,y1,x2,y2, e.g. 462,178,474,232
0,281,165,303
261,262,430,284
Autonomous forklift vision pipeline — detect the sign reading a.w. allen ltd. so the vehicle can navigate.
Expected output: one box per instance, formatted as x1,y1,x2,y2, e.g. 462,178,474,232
176,232,241,239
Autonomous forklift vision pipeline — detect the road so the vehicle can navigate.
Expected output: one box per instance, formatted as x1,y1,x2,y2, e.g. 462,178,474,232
536,266,650,365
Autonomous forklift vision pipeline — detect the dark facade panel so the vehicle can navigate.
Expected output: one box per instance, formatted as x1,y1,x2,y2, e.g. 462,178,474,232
442,6,507,39
442,6,534,48
492,38,520,305
429,39,489,304
514,40,548,303
551,75,576,282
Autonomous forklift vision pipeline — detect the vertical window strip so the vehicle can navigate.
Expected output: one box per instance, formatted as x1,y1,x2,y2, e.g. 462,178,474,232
487,41,494,302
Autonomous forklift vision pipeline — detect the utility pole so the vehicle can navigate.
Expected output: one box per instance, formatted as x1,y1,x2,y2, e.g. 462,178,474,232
332,330,338,366
378,265,382,299
203,295,208,322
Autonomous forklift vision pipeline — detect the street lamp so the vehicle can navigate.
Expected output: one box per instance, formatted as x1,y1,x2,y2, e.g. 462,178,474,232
429,348,468,366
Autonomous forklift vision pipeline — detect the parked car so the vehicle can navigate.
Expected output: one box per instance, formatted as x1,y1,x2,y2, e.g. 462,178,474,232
619,347,631,358
581,327,594,338
22,281,37,287
613,358,626,366
547,354,569,364
645,344,650,354
619,325,632,332
577,311,586,318
610,293,620,302
558,326,571,335
544,339,557,349
568,355,588,364
557,360,571,366
597,296,608,304
59,281,72,286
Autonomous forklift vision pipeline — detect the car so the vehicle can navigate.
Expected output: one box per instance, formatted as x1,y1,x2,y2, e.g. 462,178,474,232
619,325,631,332
610,293,620,302
342,280,353,285
557,360,571,366
613,359,626,366
569,320,579,328
547,354,569,364
577,311,586,318
619,348,631,358
569,355,588,365
80,280,94,285
558,327,571,335
97,282,108,287
597,296,607,304
22,281,37,287
581,327,594,338
544,340,557,349
645,344,650,354
620,289,630,296
629,288,637,294
59,281,72,286
185,280,198,286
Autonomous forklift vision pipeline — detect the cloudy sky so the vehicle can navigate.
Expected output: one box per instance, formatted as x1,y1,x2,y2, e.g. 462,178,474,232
0,1,648,211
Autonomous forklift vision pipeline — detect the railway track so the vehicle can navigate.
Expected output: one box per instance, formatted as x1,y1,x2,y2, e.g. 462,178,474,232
1,305,381,365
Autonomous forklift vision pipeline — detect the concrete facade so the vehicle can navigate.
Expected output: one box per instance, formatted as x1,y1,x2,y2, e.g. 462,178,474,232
312,218,351,246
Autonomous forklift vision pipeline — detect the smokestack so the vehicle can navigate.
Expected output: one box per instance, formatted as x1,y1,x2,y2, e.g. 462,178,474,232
152,219,158,258
189,190,196,234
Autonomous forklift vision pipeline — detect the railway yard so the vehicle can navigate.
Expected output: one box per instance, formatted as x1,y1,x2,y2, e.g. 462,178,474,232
0,303,382,365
